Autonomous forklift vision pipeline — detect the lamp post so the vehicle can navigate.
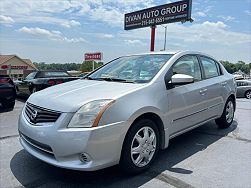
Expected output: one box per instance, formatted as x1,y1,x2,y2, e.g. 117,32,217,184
161,25,167,51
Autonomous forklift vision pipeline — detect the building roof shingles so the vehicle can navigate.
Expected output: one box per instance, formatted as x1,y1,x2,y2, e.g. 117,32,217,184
0,55,37,69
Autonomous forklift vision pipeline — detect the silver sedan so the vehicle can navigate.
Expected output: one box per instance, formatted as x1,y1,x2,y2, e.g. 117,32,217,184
236,80,251,99
18,51,236,174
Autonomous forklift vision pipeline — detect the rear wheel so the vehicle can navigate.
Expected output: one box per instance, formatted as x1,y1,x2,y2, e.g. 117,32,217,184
215,98,234,129
245,90,251,99
120,119,160,174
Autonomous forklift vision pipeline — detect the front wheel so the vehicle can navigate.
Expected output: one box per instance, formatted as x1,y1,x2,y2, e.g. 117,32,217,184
215,98,234,129
245,90,251,99
120,119,160,174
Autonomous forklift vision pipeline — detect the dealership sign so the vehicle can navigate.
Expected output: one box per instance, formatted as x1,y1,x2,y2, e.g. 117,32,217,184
84,52,103,61
124,0,192,30
1,65,28,69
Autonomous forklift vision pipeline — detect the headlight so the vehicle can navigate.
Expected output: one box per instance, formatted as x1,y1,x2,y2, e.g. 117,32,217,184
68,99,115,128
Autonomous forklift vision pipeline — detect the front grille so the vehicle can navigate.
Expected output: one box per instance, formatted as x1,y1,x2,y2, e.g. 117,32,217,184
25,102,61,124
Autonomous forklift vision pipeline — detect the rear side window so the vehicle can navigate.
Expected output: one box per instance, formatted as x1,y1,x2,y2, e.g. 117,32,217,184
200,56,220,79
173,55,202,81
237,82,248,86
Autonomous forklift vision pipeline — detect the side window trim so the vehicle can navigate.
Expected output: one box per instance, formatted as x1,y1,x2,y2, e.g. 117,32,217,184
215,61,223,75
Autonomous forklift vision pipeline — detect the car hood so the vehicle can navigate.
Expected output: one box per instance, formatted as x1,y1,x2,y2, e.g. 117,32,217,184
28,79,145,112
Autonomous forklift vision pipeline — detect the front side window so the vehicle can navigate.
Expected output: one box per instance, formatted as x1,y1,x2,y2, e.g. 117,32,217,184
200,56,220,79
173,55,202,81
88,55,173,83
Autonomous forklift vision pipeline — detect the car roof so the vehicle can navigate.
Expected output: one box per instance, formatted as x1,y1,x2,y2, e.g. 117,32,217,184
38,70,67,72
237,80,251,82
127,50,215,58
130,50,180,56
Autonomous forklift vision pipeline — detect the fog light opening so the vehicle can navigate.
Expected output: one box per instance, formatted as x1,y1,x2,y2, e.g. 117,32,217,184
79,152,91,163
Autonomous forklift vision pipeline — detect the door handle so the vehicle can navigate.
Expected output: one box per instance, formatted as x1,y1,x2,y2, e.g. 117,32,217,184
199,89,207,95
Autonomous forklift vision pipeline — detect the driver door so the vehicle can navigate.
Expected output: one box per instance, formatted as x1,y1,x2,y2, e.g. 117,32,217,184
165,55,210,136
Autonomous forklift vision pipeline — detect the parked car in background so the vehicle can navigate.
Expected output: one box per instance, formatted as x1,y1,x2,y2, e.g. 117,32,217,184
78,72,90,78
236,80,251,99
15,70,79,96
0,75,16,108
19,51,236,174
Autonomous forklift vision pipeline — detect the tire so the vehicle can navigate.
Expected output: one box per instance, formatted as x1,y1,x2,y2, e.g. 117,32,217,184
245,90,251,99
215,98,234,129
120,119,160,174
2,99,15,109
32,87,37,94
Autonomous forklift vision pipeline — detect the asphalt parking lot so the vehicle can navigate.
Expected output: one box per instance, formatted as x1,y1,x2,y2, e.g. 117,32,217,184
0,98,251,188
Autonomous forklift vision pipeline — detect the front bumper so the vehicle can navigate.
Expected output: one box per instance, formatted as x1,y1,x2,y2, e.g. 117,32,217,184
18,106,128,171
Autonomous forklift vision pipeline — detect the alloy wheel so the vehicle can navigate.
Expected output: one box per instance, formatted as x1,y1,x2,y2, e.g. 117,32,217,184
246,91,251,99
225,100,234,123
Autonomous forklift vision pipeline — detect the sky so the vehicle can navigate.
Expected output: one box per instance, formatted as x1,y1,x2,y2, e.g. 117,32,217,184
0,0,251,64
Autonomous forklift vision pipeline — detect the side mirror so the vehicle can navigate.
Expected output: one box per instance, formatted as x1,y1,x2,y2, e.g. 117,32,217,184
171,74,194,85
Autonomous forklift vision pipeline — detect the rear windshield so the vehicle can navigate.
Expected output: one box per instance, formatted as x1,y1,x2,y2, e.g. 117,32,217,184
25,72,37,80
41,72,70,77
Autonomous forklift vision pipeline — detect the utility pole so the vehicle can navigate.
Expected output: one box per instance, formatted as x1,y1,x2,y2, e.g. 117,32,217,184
9,64,11,77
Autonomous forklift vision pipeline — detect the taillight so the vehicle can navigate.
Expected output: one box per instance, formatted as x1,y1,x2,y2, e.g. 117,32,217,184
48,80,56,85
56,80,63,84
0,78,10,83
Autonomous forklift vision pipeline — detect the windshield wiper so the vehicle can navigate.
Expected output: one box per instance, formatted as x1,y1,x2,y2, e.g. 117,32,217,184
84,76,102,80
85,77,109,81
86,77,135,83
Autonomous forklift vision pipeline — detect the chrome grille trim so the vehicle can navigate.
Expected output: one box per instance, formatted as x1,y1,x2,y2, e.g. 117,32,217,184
20,133,54,155
25,102,61,124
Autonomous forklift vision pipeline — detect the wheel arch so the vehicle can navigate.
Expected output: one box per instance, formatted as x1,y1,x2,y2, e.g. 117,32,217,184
126,112,166,150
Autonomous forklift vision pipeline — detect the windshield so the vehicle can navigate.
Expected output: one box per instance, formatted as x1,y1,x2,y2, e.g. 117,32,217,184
25,72,36,80
88,54,172,83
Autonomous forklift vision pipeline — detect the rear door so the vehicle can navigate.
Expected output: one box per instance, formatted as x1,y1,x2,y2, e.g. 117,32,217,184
165,55,211,135
198,56,226,119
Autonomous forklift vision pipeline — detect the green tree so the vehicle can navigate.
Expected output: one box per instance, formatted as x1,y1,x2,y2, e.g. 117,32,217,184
33,62,81,71
80,61,103,72
220,60,250,74
220,61,236,73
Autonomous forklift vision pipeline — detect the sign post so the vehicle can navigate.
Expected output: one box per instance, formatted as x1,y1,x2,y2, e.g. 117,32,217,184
150,25,156,52
84,52,103,71
124,0,193,51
